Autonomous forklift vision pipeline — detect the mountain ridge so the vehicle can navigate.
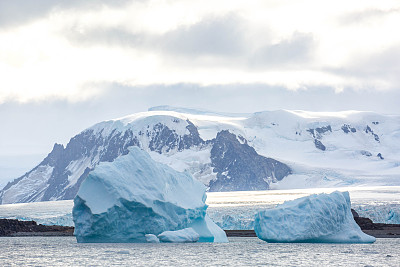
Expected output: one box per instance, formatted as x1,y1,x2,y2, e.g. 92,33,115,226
1,107,400,204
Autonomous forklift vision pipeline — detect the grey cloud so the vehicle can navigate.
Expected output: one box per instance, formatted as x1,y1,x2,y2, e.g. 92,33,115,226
68,27,144,47
68,14,247,57
361,47,400,79
328,46,400,87
0,0,133,28
67,15,314,69
339,8,400,25
160,15,246,57
248,32,315,69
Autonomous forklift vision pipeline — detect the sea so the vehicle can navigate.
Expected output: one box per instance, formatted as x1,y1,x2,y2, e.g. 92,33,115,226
1,187,400,266
0,236,399,266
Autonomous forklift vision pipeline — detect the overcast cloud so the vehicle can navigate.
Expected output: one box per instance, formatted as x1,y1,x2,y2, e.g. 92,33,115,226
0,0,131,27
1,0,400,103
1,0,400,185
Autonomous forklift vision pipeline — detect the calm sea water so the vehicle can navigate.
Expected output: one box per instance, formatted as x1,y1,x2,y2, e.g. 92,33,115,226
0,237,398,266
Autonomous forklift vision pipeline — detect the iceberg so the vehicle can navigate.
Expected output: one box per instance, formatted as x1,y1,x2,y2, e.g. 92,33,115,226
158,228,199,243
254,191,376,243
72,146,227,243
145,234,160,243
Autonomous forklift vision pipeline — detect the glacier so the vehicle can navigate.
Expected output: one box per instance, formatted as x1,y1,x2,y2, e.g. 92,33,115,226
72,146,227,243
254,191,376,243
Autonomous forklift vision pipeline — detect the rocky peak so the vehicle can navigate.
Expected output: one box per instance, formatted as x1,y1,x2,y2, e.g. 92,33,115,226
148,120,205,153
42,143,64,166
209,130,291,192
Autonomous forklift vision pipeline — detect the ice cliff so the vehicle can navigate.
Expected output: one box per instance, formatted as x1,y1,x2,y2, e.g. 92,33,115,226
72,146,227,243
254,191,376,243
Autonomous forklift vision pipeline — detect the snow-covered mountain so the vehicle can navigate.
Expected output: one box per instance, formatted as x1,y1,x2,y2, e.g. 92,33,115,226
1,106,400,204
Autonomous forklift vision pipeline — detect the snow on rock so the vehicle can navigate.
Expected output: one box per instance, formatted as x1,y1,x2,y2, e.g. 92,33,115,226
254,191,376,243
0,165,53,204
72,146,228,243
158,228,200,243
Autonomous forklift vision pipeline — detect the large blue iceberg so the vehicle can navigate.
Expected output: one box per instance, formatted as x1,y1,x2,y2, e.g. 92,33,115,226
254,191,376,243
72,147,227,243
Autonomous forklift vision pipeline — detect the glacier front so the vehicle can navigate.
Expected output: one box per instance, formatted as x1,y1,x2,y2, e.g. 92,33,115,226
254,191,376,243
72,146,227,243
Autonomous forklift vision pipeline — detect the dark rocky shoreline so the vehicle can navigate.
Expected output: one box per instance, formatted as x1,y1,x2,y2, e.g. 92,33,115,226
0,219,74,237
1,215,399,238
352,211,400,238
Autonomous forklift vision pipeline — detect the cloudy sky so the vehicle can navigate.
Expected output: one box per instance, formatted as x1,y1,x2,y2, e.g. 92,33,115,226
1,0,400,185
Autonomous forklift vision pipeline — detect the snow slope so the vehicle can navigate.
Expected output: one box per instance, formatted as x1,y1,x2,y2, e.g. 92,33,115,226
246,110,400,188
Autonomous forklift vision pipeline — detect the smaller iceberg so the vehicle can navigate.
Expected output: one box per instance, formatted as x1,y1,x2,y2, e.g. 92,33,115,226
145,234,160,243
254,191,376,243
158,228,200,243
73,146,227,243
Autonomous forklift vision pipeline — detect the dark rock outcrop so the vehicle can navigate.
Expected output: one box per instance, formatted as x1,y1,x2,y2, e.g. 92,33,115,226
307,126,331,151
365,125,380,142
351,208,359,218
0,219,73,236
149,120,205,153
314,139,326,151
351,209,399,232
341,124,357,133
360,150,372,157
307,126,332,139
209,130,291,191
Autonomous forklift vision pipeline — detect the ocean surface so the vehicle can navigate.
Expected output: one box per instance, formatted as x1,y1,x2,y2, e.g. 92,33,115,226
0,236,398,266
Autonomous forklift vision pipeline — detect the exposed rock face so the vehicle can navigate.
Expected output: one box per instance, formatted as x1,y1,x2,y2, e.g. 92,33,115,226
342,124,357,134
365,125,380,142
148,120,205,153
360,150,372,157
209,131,291,191
307,126,331,151
314,139,326,151
354,216,377,230
351,208,360,218
308,126,332,138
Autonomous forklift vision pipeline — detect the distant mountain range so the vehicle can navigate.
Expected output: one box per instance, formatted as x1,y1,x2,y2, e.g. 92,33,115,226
1,106,400,204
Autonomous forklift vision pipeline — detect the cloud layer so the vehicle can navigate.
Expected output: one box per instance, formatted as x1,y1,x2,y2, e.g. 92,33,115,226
1,0,400,103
